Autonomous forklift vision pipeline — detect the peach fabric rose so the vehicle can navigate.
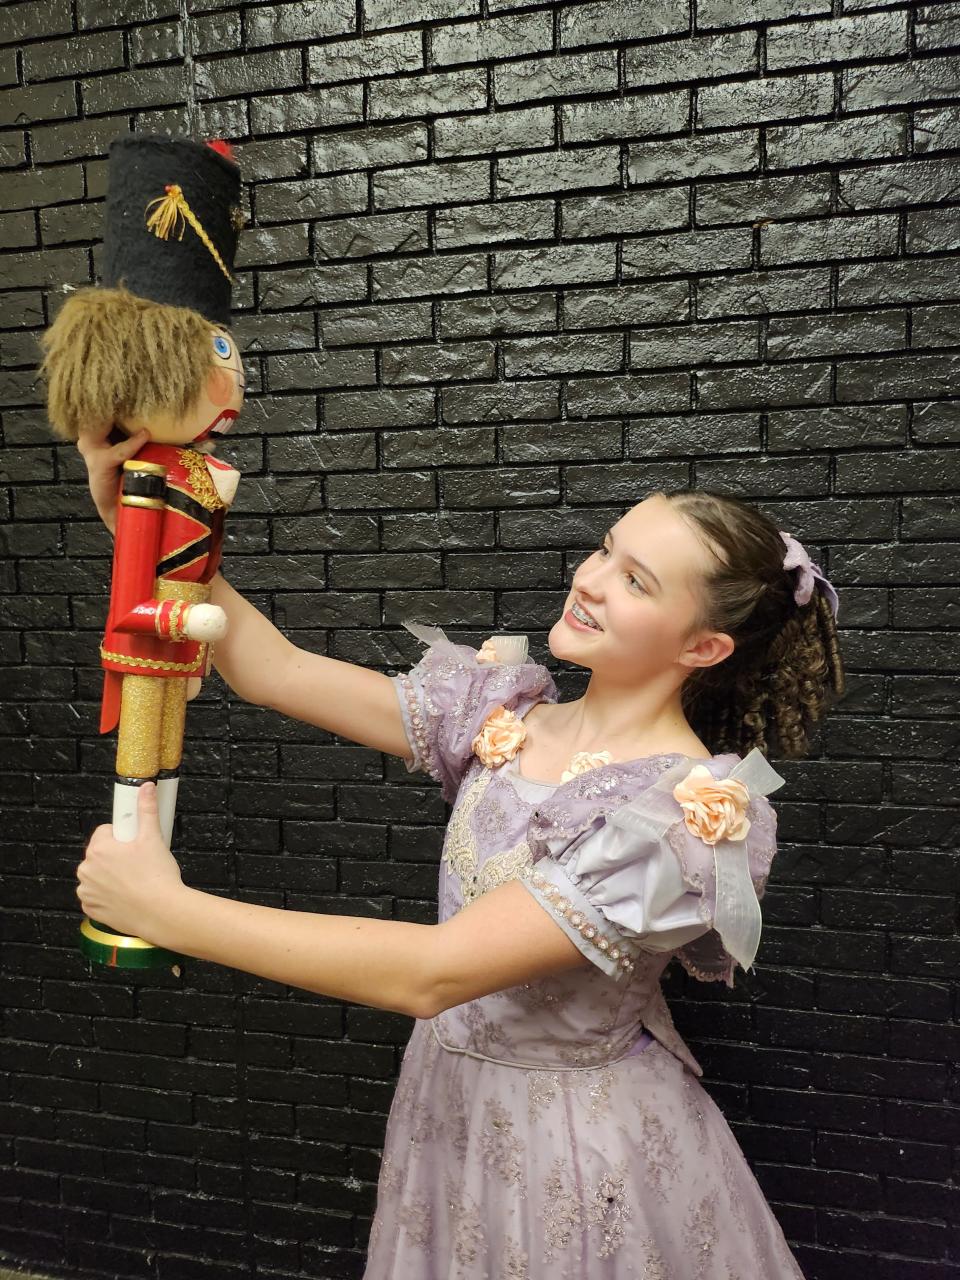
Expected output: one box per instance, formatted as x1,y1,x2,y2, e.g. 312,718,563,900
560,750,613,783
471,705,527,767
475,639,500,665
672,764,751,845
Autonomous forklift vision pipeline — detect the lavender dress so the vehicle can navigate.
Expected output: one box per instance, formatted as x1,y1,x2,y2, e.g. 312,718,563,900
362,628,806,1279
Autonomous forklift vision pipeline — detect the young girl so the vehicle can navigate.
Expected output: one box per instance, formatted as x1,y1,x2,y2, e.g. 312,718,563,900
76,425,843,1278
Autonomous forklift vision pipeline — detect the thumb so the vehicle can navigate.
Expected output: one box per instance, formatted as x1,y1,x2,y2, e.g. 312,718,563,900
120,428,150,456
138,781,161,829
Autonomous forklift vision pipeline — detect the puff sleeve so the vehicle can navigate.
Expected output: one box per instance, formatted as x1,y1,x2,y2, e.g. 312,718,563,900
389,621,558,805
517,749,786,986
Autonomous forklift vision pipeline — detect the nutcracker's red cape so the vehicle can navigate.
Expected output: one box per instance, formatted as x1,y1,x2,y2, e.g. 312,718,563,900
99,440,240,734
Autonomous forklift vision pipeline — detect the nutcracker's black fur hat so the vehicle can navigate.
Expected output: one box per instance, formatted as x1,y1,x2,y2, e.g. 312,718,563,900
102,133,243,327
39,133,245,441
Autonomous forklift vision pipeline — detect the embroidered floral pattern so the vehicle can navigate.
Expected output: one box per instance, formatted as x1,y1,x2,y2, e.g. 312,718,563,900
479,1097,526,1194
542,1157,584,1262
444,1176,486,1270
583,1065,616,1123
631,1097,682,1204
397,1193,433,1248
683,1187,722,1276
503,1238,530,1278
526,1070,561,1122
587,1163,632,1258
378,1151,404,1193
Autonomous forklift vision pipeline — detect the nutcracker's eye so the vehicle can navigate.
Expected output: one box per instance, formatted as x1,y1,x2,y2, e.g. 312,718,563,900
212,334,231,359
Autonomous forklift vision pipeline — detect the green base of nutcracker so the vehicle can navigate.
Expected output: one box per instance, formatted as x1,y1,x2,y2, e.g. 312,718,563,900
79,916,184,970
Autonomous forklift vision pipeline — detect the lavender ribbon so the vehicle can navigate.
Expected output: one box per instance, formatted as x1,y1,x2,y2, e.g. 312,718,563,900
780,531,840,620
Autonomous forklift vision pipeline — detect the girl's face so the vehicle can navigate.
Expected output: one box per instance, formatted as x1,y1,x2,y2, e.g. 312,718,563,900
548,494,731,684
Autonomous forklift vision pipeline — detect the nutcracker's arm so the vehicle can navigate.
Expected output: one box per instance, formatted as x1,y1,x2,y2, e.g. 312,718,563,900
110,459,202,642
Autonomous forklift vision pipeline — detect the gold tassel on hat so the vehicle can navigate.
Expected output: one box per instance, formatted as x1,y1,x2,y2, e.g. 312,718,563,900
144,182,234,283
145,183,188,240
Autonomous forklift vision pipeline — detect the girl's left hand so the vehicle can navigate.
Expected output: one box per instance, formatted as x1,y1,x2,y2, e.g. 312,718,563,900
77,782,185,940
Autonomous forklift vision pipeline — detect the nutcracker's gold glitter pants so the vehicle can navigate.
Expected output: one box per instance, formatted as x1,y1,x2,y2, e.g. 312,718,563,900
113,578,211,779
116,675,188,777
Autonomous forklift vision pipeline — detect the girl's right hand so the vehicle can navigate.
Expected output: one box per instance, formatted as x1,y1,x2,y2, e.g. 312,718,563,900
76,422,151,536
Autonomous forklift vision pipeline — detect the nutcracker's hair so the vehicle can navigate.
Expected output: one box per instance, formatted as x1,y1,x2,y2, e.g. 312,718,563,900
37,284,217,442
654,487,845,761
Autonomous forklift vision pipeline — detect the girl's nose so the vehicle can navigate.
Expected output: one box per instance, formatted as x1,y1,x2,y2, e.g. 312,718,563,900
572,569,603,602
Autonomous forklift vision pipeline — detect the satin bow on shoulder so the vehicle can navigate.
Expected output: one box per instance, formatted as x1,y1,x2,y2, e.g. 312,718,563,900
607,748,787,974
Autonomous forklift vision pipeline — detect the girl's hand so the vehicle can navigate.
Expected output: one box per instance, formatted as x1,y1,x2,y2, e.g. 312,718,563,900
77,783,185,941
76,421,151,536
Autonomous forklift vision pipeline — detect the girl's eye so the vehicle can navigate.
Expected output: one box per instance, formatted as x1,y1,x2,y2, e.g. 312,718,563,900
213,335,231,359
598,542,645,592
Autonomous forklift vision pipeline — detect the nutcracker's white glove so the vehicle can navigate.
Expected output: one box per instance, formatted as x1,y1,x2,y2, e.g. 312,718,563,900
183,603,228,642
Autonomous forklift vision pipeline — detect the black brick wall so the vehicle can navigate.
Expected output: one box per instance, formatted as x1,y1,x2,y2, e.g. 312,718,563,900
2,2,959,1277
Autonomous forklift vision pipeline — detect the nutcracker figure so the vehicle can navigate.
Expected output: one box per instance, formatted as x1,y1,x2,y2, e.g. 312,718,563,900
39,133,246,969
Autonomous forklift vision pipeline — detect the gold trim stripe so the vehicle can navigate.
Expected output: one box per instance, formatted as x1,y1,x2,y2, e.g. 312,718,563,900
165,481,215,524
156,529,210,566
155,577,211,604
157,551,209,577
100,643,206,673
80,918,156,949
123,460,167,476
169,600,188,641
121,495,165,510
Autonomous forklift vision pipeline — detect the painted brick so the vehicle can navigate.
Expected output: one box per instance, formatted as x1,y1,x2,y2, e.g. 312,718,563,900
5,7,956,1275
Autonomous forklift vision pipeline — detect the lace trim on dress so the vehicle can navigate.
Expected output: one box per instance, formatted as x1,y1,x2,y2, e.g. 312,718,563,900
445,769,534,908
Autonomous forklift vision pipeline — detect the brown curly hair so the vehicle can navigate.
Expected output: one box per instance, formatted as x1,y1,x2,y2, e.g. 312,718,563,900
660,487,845,761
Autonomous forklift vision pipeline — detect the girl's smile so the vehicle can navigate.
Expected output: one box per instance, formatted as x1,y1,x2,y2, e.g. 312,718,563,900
565,600,603,632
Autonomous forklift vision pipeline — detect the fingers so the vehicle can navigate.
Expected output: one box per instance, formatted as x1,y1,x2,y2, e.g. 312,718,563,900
112,427,150,459
76,420,115,455
76,423,150,461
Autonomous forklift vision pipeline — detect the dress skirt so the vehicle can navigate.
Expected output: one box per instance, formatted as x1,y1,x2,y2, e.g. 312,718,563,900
362,1018,806,1280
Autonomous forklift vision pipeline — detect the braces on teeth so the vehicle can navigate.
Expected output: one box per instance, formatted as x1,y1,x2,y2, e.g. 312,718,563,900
572,602,601,630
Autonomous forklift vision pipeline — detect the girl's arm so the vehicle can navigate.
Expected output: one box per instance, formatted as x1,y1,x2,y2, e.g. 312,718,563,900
145,877,590,1018
75,423,413,759
210,572,412,759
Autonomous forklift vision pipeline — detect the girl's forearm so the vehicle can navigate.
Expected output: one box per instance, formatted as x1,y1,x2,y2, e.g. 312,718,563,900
207,571,294,707
150,886,436,1019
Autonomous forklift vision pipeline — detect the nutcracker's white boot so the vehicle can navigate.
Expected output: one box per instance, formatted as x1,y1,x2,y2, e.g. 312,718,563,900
155,774,179,849
112,779,145,842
